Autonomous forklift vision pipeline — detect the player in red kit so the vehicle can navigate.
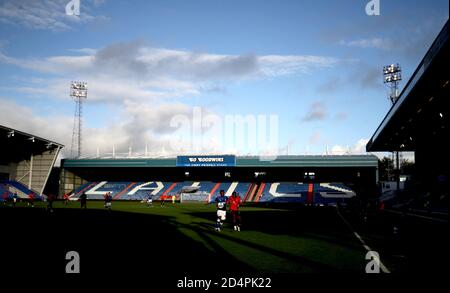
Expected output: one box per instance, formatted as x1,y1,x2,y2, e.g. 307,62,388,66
227,191,242,231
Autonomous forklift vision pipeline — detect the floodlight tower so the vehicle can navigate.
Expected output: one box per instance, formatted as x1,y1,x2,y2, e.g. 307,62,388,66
70,81,88,158
383,63,402,104
383,64,402,188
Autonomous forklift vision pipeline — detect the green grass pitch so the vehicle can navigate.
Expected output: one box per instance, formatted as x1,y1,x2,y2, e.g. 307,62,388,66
1,200,369,274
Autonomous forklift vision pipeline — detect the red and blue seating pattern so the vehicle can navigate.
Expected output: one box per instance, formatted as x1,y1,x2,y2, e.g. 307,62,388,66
69,181,355,205
1,180,43,201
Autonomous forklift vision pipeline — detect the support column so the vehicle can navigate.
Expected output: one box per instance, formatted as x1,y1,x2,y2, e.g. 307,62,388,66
29,153,33,189
396,151,400,191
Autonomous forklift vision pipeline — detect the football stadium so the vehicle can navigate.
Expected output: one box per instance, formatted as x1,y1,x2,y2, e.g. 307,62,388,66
0,0,448,288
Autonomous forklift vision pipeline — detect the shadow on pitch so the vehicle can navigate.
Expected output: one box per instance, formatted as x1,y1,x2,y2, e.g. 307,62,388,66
185,207,364,252
0,206,253,277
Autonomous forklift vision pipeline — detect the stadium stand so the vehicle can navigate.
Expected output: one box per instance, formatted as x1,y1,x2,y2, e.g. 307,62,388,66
60,154,377,207
0,182,14,202
67,181,355,204
0,125,63,199
1,180,43,200
367,20,449,216
69,181,98,198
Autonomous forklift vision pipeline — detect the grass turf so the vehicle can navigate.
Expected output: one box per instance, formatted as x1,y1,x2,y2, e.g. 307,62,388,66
1,201,368,276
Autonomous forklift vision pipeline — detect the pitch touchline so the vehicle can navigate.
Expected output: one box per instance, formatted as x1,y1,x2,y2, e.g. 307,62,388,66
336,209,391,274
384,209,448,223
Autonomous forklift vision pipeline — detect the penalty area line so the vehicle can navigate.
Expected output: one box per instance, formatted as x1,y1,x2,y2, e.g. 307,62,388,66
336,209,391,273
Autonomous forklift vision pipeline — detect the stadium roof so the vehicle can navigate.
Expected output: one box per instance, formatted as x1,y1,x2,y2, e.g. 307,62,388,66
366,20,449,152
0,124,64,163
62,155,378,168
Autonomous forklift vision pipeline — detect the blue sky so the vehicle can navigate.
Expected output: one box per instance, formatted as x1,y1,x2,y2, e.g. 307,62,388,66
0,0,448,158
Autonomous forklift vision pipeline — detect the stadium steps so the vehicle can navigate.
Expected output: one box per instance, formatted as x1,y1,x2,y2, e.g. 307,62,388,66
243,183,253,202
2,180,41,199
159,182,177,200
254,183,266,202
307,183,314,205
7,186,30,199
82,181,132,200
247,183,259,202
125,182,167,200
1,184,28,199
207,182,221,203
71,182,98,198
323,183,355,194
61,181,355,204
0,183,14,200
250,183,260,201
113,182,137,200
258,183,273,202
244,183,259,202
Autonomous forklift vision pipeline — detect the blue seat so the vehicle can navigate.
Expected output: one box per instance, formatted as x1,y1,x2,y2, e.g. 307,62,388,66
1,180,42,200
84,182,132,200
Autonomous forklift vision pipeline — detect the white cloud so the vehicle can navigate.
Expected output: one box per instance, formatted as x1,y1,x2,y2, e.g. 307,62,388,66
259,55,337,76
0,97,220,158
0,40,339,104
339,37,394,50
0,52,94,73
0,41,339,80
0,98,72,147
10,76,198,104
330,138,369,155
0,40,340,158
69,48,98,55
0,0,108,31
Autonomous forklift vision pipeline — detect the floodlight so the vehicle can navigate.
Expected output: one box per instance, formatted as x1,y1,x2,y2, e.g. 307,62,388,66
70,81,88,158
383,63,402,104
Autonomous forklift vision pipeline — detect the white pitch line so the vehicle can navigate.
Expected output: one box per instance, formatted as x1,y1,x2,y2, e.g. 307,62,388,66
384,209,448,223
336,209,391,273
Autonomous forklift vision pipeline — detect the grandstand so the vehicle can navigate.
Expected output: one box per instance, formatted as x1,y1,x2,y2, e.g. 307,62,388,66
61,154,378,205
367,20,449,214
0,125,63,201
353,19,449,277
68,181,356,205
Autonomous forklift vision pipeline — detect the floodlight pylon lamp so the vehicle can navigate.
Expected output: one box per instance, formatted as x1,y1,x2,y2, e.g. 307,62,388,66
70,81,88,158
383,63,402,105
